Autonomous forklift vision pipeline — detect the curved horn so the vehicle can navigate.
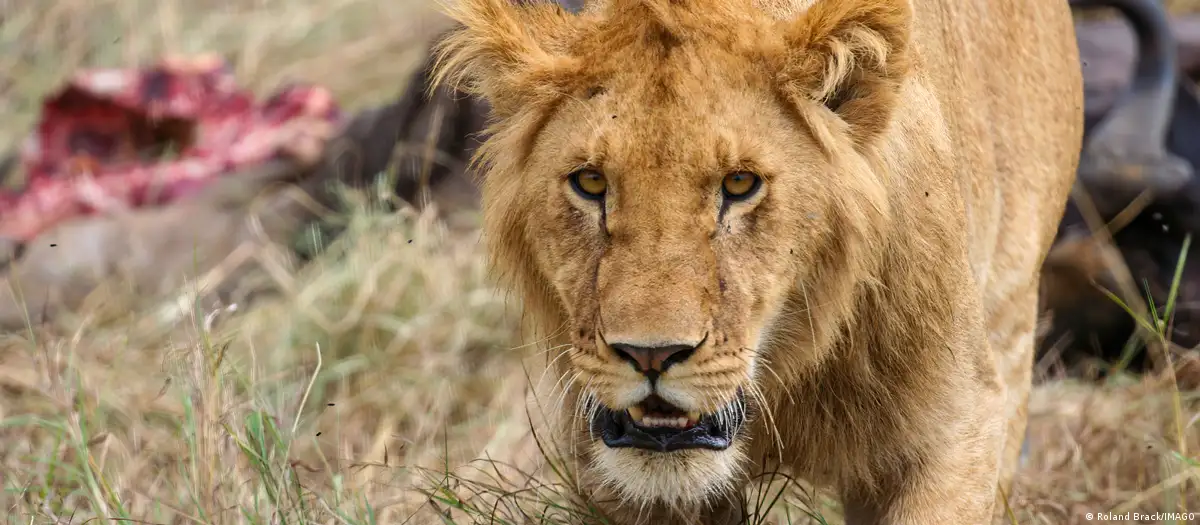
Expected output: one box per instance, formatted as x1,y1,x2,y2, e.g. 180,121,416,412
1071,0,1193,217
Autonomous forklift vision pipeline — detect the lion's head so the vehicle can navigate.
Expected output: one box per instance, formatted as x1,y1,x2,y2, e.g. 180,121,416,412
434,0,911,508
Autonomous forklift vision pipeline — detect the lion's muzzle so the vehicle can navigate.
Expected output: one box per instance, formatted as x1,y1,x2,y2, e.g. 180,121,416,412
591,390,747,452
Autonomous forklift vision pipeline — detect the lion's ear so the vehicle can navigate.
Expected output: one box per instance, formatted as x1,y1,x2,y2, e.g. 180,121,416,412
777,0,912,148
432,0,582,121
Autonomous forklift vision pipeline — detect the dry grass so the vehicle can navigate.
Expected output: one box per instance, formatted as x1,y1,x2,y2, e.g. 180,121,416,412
1,1,1200,524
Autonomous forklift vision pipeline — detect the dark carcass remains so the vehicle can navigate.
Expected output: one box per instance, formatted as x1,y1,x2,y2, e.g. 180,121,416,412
1039,0,1200,378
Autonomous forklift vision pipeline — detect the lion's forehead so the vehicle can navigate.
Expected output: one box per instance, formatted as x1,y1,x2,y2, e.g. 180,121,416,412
565,89,790,174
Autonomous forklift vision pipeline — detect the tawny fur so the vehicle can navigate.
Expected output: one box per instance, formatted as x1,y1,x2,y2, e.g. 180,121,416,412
432,0,1082,522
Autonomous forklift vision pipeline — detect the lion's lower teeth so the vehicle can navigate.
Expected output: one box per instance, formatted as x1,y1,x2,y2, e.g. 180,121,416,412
627,404,700,428
641,416,690,428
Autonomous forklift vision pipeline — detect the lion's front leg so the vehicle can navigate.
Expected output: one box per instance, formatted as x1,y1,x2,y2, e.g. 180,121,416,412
840,350,1008,525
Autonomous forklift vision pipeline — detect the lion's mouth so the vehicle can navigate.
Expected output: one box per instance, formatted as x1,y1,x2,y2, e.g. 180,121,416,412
592,391,746,452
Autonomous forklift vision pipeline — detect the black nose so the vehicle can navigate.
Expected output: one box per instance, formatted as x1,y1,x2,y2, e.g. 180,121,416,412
610,342,698,379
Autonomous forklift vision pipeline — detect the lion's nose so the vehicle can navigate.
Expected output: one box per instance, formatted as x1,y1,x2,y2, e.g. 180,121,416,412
610,342,697,380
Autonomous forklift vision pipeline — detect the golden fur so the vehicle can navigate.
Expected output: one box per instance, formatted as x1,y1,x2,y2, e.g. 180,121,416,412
432,0,1082,522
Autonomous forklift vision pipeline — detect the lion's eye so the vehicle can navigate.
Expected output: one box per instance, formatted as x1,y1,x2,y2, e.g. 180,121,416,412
722,171,761,200
569,169,608,200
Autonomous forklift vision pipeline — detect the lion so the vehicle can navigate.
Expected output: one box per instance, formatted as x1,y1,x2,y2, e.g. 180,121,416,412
432,0,1082,522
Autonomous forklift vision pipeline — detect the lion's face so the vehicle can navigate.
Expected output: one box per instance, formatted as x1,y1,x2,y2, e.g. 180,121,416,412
435,0,907,508
498,65,888,506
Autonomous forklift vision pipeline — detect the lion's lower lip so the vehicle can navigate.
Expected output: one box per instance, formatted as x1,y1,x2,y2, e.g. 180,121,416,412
591,391,746,452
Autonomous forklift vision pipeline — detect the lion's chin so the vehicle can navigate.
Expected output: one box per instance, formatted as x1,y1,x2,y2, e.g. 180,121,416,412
590,442,746,508
585,390,749,507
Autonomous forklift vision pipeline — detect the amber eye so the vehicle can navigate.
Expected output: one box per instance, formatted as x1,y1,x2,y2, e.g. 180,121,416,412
722,171,761,200
569,169,608,200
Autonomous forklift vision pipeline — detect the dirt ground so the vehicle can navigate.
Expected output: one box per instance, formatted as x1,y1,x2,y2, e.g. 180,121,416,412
1,1,1199,524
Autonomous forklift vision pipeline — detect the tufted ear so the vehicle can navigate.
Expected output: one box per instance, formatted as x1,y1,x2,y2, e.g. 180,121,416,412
776,0,912,148
431,0,584,121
